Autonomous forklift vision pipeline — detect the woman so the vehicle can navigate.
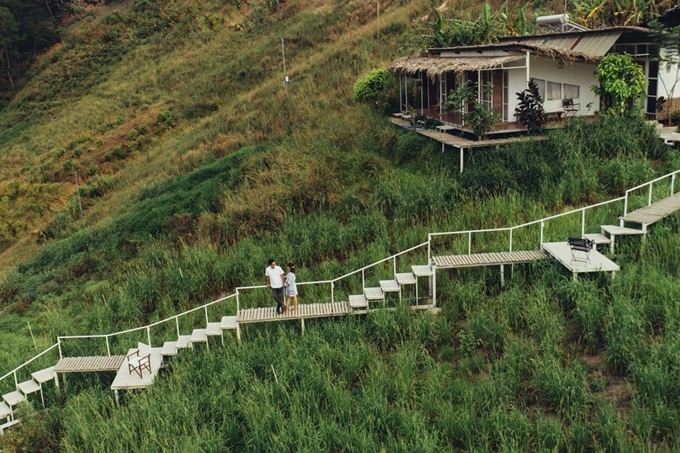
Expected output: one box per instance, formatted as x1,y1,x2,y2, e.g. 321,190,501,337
284,263,298,311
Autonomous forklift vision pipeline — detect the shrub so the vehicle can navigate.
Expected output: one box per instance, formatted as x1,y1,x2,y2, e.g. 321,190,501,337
353,68,390,104
515,79,546,133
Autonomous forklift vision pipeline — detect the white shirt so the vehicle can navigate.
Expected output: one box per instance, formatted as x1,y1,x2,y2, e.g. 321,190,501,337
265,266,285,288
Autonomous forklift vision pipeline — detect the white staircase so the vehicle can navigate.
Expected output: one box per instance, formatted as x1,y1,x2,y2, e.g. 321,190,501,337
0,365,57,435
347,264,433,312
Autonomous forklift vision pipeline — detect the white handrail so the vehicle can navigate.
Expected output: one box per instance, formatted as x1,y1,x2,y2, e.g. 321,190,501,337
0,343,60,386
6,169,680,375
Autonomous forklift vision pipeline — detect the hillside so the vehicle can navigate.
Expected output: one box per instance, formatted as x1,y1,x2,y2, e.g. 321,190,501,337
2,0,680,451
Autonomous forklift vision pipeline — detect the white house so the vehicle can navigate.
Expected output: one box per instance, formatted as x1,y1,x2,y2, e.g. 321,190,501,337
390,22,680,133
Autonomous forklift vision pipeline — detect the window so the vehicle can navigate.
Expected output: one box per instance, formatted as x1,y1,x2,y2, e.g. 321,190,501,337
534,79,545,101
564,84,580,100
547,82,562,100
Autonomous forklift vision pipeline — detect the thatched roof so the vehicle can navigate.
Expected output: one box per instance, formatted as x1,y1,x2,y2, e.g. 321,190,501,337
389,55,525,76
390,43,601,76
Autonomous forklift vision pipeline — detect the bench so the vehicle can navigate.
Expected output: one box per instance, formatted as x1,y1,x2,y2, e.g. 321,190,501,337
568,237,594,264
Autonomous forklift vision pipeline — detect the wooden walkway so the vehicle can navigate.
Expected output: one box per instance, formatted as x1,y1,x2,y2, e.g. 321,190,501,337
620,193,680,227
237,302,351,323
389,117,546,150
54,355,125,373
432,250,548,269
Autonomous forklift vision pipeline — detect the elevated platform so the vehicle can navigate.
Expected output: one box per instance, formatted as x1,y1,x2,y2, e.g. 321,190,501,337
237,302,351,324
542,242,619,277
433,250,548,269
54,355,125,373
111,347,163,391
620,193,680,227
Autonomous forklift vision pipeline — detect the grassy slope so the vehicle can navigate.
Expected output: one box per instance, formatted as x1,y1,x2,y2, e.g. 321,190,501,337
1,0,680,451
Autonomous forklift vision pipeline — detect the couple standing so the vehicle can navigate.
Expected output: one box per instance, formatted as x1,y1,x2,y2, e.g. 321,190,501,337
265,259,298,314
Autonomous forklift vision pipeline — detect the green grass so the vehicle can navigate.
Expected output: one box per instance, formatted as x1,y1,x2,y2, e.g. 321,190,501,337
0,0,680,451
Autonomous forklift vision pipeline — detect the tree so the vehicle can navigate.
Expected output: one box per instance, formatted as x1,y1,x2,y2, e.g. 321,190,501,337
515,79,546,133
443,80,500,139
591,53,645,115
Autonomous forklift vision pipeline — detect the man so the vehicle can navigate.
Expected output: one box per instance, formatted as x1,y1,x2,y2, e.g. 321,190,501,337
265,259,286,314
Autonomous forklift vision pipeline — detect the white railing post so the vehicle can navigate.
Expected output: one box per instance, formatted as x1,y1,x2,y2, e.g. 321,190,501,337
509,229,513,252
106,336,111,356
672,174,676,196
624,192,628,217
147,327,151,348
362,269,365,289
393,256,397,276
205,306,209,326
468,232,472,255
58,340,63,359
540,220,544,247
331,282,335,303
236,289,240,313
427,234,431,264
175,317,180,338
581,209,586,238
648,183,653,206
13,371,17,388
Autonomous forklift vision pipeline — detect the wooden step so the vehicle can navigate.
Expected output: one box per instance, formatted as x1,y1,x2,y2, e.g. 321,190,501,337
379,280,400,293
349,294,368,308
206,322,222,336
175,335,192,349
190,329,208,343
601,225,646,235
161,341,178,356
2,391,24,407
0,419,21,435
411,265,433,277
0,402,11,420
31,366,56,384
584,233,611,244
17,379,40,396
364,287,384,301
220,316,238,330
395,273,417,285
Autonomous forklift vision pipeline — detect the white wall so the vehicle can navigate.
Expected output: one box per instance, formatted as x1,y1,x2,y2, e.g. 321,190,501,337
657,48,680,99
505,58,528,121
525,56,599,117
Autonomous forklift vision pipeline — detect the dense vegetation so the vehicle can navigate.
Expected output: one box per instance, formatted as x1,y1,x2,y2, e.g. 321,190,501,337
1,0,680,451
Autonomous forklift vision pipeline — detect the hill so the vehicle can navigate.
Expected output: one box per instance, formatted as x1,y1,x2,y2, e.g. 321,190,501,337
2,0,680,451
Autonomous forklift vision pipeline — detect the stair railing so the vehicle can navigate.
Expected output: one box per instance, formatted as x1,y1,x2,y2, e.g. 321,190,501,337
57,294,237,357
0,343,61,390
623,168,680,217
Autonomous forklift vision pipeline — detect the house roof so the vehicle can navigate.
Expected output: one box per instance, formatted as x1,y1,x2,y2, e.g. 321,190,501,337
430,26,651,59
389,55,525,76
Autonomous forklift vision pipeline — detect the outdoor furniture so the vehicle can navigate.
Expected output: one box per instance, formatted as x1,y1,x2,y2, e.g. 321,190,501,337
568,237,594,264
562,99,580,116
127,349,151,378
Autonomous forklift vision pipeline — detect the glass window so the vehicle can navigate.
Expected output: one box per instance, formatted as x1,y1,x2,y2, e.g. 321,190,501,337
547,81,562,100
564,84,580,100
534,79,545,101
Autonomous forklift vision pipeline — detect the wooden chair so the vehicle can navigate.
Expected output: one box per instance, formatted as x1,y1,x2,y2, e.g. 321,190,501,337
127,349,151,378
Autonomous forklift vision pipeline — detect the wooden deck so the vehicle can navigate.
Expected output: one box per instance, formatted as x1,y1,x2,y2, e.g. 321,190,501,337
542,242,619,276
389,117,546,150
237,302,351,323
432,250,548,269
620,193,680,227
110,347,163,391
54,355,125,373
